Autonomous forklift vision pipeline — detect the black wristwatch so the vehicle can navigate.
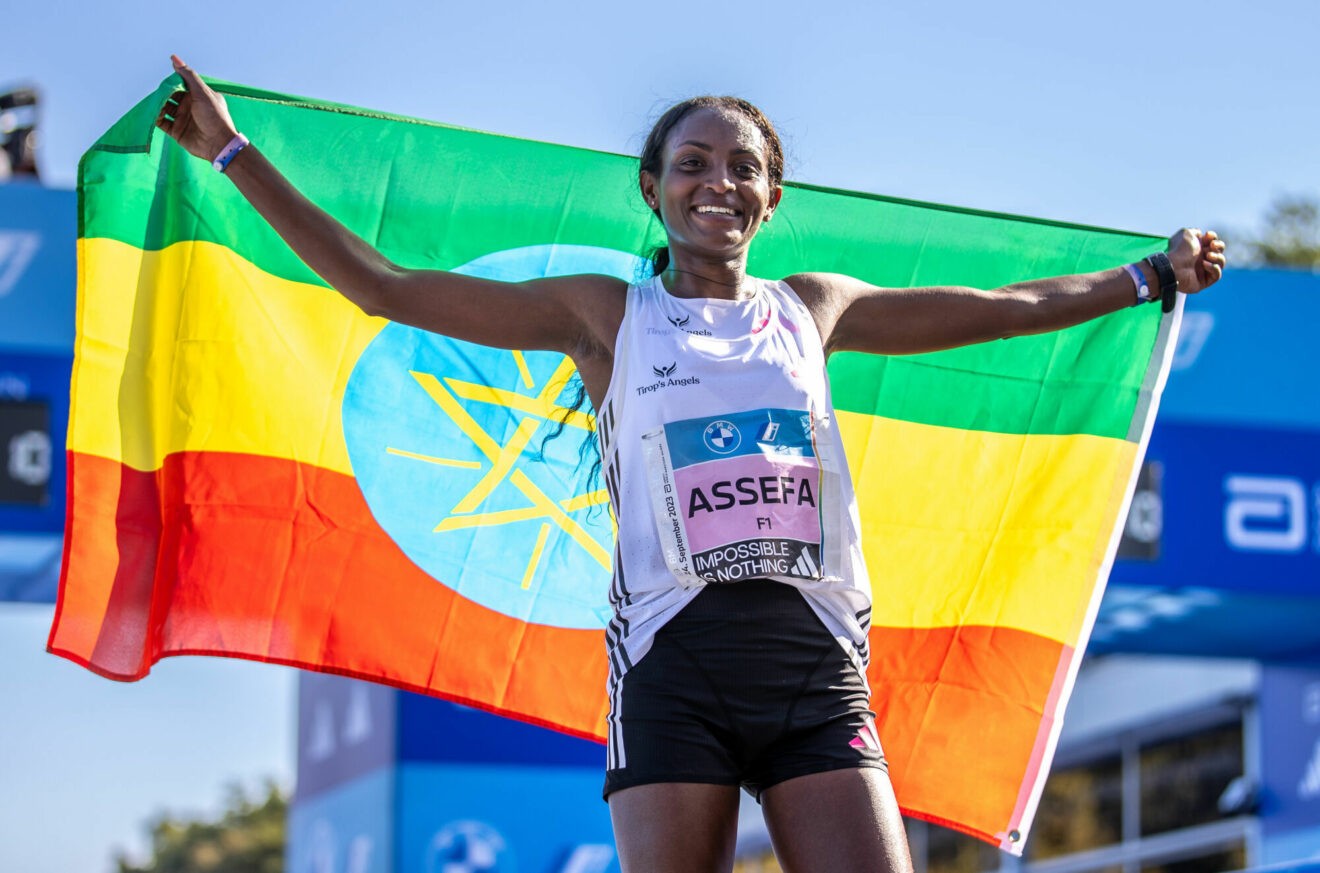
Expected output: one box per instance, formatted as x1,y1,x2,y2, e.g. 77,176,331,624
1144,252,1178,313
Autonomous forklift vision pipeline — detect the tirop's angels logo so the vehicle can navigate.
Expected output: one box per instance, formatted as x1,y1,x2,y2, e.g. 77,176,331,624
652,362,677,378
342,245,646,630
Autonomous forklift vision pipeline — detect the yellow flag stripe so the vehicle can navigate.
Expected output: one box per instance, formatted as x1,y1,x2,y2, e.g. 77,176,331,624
840,409,1135,644
72,238,382,474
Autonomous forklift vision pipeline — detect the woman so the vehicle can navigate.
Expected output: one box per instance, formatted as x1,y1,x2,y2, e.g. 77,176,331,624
158,56,1225,873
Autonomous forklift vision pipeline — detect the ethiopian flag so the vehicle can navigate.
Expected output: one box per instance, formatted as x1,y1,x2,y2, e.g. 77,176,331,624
49,75,1178,852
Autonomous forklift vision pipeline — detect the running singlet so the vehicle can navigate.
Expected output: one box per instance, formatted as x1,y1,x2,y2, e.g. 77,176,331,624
597,275,874,687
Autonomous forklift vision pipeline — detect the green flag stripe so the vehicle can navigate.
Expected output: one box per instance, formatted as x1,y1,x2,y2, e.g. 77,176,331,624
80,76,1166,440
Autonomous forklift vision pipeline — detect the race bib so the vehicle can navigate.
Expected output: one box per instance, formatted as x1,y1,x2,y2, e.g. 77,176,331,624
643,408,826,585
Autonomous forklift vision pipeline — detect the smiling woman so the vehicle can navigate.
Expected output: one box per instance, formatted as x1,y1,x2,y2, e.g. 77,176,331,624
636,96,785,279
147,55,1225,873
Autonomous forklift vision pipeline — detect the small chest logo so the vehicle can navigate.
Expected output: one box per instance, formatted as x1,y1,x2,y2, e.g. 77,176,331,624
636,361,700,396
702,420,741,455
647,313,711,338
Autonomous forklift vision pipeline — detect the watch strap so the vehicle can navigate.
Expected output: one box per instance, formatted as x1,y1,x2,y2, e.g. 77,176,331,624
1144,252,1179,313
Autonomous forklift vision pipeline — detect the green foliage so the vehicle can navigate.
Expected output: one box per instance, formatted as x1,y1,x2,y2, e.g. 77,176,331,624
1238,194,1320,270
115,781,287,873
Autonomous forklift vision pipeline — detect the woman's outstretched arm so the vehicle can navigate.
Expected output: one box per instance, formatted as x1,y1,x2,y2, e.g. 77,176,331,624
788,229,1227,356
156,57,620,355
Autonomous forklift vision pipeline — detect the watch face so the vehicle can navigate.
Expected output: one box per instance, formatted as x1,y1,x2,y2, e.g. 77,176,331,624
1,400,51,506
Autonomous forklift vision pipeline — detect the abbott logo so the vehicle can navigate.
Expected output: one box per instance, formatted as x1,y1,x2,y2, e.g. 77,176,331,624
1224,475,1309,553
0,231,40,299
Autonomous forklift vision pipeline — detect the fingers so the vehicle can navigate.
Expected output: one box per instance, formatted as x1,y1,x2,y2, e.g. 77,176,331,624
159,55,202,137
1193,230,1227,291
154,88,188,131
171,55,207,93
1199,230,1227,264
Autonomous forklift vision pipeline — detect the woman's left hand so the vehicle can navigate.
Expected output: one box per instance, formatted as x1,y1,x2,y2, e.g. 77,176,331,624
1169,228,1227,295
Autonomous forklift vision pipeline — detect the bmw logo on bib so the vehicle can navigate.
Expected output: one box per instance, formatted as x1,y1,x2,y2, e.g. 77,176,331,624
702,420,741,455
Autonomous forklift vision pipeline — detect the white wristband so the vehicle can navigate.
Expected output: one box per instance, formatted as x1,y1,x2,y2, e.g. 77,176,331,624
211,133,249,173
1123,262,1155,305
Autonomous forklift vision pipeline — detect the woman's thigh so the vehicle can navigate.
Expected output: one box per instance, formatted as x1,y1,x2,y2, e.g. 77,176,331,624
609,782,741,873
761,767,914,873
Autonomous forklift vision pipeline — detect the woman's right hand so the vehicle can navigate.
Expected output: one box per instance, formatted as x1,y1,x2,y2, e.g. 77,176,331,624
155,55,240,161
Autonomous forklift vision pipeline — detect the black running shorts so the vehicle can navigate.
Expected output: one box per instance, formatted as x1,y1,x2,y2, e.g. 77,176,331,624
603,579,886,800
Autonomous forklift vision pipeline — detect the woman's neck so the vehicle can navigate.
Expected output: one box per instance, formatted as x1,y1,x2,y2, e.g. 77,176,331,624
660,257,755,301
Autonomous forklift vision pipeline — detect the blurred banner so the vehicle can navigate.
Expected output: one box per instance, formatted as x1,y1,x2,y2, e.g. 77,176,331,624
1099,269,1320,661
0,184,74,601
1259,664,1320,863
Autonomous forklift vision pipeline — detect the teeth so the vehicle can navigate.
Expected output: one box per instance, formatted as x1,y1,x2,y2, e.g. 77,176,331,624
696,206,737,215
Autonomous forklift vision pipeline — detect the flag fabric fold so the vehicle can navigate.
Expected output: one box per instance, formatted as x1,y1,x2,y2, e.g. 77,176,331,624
50,75,1177,851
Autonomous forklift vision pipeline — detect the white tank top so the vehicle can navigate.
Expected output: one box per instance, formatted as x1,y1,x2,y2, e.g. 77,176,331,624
597,275,873,688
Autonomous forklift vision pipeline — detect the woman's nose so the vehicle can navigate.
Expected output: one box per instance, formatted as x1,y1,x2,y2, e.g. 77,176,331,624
704,171,736,192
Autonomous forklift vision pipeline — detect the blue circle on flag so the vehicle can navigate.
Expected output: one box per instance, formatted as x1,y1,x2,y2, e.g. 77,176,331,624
342,245,648,630
702,420,741,455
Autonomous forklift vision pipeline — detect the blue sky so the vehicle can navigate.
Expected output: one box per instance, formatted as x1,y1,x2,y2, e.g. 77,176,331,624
2,1,1318,870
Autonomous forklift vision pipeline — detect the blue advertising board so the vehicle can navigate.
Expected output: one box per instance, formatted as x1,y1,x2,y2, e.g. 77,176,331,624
397,689,604,769
1099,421,1320,660
1159,268,1320,432
1116,422,1320,598
1095,267,1320,660
0,349,71,601
397,765,616,873
295,674,604,803
0,183,75,602
0,350,70,532
287,769,395,873
0,184,75,354
291,675,615,873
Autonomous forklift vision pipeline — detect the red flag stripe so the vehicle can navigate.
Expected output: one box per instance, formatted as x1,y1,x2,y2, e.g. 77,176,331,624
50,450,611,741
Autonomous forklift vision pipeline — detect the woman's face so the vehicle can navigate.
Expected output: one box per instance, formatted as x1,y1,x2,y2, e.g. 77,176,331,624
640,107,783,264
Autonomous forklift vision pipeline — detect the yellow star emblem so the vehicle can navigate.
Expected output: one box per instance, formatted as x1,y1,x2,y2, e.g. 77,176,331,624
385,351,612,591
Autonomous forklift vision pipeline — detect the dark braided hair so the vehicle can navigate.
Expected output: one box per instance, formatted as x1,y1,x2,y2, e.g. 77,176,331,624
638,96,785,275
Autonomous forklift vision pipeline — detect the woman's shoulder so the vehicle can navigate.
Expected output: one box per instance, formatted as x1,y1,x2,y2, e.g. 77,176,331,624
782,271,871,299
780,271,870,317
779,272,877,350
